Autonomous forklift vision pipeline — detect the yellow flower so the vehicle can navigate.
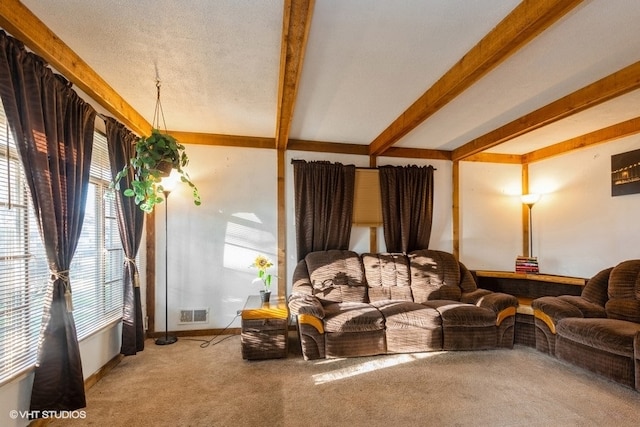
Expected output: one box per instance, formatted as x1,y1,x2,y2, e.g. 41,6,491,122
251,255,273,289
253,255,273,272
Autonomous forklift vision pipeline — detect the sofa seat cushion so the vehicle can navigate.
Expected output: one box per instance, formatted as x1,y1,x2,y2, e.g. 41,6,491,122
323,302,384,333
372,300,441,329
557,295,606,318
557,318,640,358
422,300,495,327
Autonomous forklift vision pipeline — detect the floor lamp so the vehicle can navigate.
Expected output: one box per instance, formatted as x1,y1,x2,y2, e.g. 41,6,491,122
521,193,541,257
156,171,179,345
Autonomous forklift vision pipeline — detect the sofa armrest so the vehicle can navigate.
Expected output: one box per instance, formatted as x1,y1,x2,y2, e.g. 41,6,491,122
532,296,583,334
461,290,518,327
288,294,325,317
288,294,325,334
460,288,492,305
463,290,518,313
292,259,314,295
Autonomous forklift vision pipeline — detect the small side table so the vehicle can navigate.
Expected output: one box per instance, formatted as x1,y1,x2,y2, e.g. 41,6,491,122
240,295,289,360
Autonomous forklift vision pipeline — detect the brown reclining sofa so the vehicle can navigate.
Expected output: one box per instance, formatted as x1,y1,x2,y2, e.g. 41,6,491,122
532,259,640,390
288,249,518,360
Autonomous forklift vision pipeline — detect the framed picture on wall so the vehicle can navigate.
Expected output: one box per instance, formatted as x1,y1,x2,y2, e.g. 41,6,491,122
611,148,640,196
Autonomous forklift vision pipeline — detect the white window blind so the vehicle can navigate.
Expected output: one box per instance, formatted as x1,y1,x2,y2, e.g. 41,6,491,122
70,131,124,340
0,102,48,385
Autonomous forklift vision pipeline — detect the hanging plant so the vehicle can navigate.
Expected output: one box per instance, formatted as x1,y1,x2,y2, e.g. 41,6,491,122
111,129,201,213
110,80,201,213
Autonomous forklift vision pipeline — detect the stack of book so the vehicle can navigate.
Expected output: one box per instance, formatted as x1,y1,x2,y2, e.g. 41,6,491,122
515,256,539,274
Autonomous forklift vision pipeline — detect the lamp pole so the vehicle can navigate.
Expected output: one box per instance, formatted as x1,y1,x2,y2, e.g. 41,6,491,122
521,194,541,257
156,187,177,345
526,203,534,257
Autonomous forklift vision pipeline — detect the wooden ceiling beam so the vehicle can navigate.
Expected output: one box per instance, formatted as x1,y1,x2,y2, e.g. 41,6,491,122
453,60,640,161
0,0,151,136
287,139,369,155
522,116,640,164
275,0,315,151
368,0,584,156
168,131,275,149
382,147,452,161
462,153,523,164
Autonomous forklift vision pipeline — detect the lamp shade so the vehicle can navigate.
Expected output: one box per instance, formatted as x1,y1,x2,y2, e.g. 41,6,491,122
521,193,541,206
160,169,180,193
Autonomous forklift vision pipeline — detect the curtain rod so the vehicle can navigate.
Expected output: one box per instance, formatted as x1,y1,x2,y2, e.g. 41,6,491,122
291,159,436,170
356,166,437,171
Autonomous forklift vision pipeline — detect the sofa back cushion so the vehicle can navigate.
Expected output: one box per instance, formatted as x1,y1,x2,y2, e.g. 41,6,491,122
305,250,367,303
605,259,640,323
408,249,463,302
362,253,413,302
581,266,612,307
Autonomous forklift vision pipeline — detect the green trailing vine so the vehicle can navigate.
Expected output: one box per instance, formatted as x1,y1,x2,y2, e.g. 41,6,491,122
111,129,201,213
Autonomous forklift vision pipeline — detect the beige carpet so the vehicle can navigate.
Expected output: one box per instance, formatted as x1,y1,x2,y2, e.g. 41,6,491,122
49,332,639,427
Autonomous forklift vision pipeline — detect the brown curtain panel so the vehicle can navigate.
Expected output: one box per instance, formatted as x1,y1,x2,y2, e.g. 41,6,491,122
105,118,145,356
293,160,355,261
379,165,435,253
0,30,96,412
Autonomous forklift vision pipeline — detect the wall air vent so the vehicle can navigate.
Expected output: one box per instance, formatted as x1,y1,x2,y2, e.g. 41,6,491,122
179,308,209,324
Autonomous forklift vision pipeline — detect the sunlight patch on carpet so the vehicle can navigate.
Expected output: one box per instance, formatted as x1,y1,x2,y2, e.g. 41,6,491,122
312,352,444,385
314,358,347,365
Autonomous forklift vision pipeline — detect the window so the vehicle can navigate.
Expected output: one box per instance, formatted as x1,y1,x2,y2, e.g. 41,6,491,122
0,101,125,384
0,105,48,384
70,131,124,340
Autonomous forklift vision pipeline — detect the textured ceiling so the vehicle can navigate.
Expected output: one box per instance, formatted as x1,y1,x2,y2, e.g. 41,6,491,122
15,0,640,156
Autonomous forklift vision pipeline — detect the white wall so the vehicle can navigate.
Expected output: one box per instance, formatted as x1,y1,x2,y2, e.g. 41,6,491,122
459,161,522,271
156,145,278,331
459,137,640,278
530,136,640,277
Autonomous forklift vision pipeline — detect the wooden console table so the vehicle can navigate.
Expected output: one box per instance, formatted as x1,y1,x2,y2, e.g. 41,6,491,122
240,295,289,360
474,271,586,347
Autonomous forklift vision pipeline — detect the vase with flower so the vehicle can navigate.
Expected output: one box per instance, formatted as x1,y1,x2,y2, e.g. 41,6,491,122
251,254,274,302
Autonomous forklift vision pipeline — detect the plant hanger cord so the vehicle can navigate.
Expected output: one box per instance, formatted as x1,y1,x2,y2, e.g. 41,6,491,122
153,79,168,132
